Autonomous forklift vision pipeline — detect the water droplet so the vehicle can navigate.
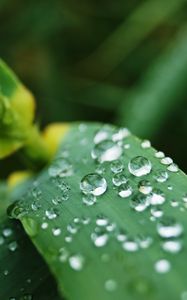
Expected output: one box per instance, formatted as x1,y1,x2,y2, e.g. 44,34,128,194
138,180,152,194
41,222,48,229
128,156,152,177
52,227,61,236
45,208,58,220
155,151,165,158
8,241,18,252
91,140,122,163
157,217,183,238
154,170,168,183
170,199,179,207
7,201,27,219
181,291,187,300
131,194,149,212
118,183,133,198
110,160,124,173
162,240,182,253
154,259,170,273
137,235,153,249
67,223,79,234
82,194,96,206
19,294,33,300
91,230,109,247
59,247,69,262
149,189,165,205
122,238,139,252
31,200,41,211
105,279,117,292
112,173,127,186
80,173,107,196
0,236,4,245
160,157,173,165
94,126,114,144
69,254,85,271
2,228,13,237
112,128,130,142
150,207,163,218
49,158,73,177
96,214,108,226
141,140,151,149
167,163,179,173
116,229,127,242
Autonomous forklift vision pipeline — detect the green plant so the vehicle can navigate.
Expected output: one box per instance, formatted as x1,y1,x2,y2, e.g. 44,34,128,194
1,60,187,300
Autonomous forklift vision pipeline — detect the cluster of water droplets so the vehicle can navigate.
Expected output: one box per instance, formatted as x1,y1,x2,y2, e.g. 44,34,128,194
7,124,187,297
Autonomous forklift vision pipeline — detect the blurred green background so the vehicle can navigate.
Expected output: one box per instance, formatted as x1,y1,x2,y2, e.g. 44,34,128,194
1,0,187,171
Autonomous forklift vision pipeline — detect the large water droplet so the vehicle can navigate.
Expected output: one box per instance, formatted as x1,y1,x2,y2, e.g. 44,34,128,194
128,156,152,177
80,173,107,196
122,238,139,252
92,140,122,163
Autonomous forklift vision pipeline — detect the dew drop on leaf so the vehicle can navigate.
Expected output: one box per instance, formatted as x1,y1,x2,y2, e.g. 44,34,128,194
128,156,152,177
118,183,133,198
154,259,171,273
69,254,85,271
80,173,107,196
91,140,122,163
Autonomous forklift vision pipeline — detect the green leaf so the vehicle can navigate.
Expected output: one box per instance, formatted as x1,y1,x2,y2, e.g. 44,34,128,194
9,123,187,300
117,25,187,138
0,182,62,300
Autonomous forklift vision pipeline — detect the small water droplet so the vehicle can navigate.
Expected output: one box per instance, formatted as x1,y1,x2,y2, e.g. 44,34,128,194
110,160,124,173
160,157,173,165
131,194,149,212
138,180,152,194
8,241,18,252
91,230,109,247
157,217,183,238
105,279,117,292
49,158,73,177
154,259,170,273
154,170,168,183
141,140,151,149
59,247,69,262
41,222,48,229
162,240,182,253
122,238,139,252
151,206,163,218
155,151,165,158
3,228,13,237
45,208,58,220
92,140,122,163
82,194,96,206
96,214,108,226
167,163,179,173
69,254,85,271
128,156,152,177
118,183,133,198
52,227,61,236
112,128,130,142
80,173,107,196
149,189,165,205
112,173,127,186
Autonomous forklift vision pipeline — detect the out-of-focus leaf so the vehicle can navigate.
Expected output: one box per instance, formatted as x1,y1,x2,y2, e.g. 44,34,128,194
10,123,187,300
117,25,187,138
